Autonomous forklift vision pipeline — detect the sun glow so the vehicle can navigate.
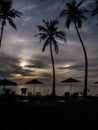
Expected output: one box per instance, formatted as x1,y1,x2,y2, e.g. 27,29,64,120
20,61,28,68
21,63,26,67
65,64,70,68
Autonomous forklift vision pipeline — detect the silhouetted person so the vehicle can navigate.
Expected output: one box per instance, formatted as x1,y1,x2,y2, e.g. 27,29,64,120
21,88,27,96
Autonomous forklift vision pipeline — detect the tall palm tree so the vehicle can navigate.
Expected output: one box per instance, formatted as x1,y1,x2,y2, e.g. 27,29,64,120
60,0,88,97
35,19,66,96
0,0,22,47
92,0,98,24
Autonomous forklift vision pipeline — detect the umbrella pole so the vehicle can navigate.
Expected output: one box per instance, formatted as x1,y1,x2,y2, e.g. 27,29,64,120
70,82,72,96
34,84,36,96
3,85,5,91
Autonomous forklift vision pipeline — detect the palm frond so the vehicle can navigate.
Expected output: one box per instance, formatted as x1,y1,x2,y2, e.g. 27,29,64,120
91,0,98,16
37,25,48,32
55,31,66,42
42,19,50,29
35,32,47,38
59,10,68,18
40,34,48,41
66,17,72,28
8,19,17,30
92,9,98,16
76,0,84,8
42,38,49,52
79,14,88,21
9,9,22,18
59,0,88,29
53,39,59,54
76,18,82,28
82,9,89,13
52,19,59,26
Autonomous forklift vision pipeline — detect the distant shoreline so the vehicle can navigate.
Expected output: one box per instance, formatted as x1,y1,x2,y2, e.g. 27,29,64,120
0,84,98,96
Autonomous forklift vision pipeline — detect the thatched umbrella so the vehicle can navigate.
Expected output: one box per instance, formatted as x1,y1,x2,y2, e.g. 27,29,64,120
0,79,17,90
61,78,80,95
26,79,43,95
0,79,17,95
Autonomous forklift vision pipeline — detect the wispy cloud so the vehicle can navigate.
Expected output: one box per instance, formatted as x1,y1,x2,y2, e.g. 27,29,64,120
20,5,37,12
81,0,94,8
46,2,63,12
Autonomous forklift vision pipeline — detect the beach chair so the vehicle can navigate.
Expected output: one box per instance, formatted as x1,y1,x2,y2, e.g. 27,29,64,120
64,92,70,101
71,92,79,100
27,92,32,96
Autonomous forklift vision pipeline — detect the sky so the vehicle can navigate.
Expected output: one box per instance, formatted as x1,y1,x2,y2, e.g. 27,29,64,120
0,0,98,85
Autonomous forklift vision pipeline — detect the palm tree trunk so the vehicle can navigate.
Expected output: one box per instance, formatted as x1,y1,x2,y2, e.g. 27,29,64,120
50,42,56,96
74,22,88,97
0,21,5,47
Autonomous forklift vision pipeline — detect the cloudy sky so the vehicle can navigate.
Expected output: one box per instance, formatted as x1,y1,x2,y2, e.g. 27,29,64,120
0,0,98,85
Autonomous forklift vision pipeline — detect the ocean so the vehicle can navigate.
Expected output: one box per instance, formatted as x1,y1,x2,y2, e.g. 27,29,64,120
0,81,98,96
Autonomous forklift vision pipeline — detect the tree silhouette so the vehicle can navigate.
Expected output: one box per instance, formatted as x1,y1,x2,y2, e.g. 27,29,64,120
60,0,88,97
0,0,22,47
92,0,98,24
35,19,66,96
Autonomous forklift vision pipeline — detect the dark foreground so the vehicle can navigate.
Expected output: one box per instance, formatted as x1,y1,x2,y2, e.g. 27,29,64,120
0,95,98,130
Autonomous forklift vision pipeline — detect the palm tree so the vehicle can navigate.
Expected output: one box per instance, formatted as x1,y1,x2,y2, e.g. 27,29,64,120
60,0,88,97
92,0,98,24
35,19,66,96
0,0,22,47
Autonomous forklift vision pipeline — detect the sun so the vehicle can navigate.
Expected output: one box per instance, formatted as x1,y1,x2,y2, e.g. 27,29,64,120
20,62,27,68
21,63,26,67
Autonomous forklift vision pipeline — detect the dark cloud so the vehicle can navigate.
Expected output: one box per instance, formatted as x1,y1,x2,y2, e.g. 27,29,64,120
0,70,11,78
12,67,35,76
40,72,53,81
25,60,50,69
0,52,19,65
0,53,19,77
0,52,20,71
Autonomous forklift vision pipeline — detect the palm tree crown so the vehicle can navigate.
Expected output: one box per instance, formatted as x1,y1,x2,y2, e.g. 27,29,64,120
36,19,66,53
0,0,22,29
60,0,88,28
92,0,98,24
0,0,22,47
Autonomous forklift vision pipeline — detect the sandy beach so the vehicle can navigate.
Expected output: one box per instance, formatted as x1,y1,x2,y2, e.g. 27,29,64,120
0,95,98,130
